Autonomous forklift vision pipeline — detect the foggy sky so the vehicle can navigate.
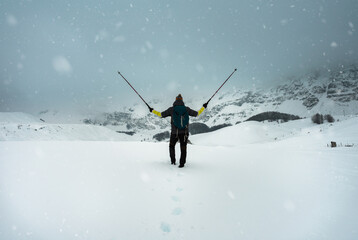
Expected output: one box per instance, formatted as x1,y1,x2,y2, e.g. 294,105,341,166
1,0,357,113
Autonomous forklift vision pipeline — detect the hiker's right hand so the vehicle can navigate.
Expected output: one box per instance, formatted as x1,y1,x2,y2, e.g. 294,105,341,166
149,106,154,112
203,103,208,108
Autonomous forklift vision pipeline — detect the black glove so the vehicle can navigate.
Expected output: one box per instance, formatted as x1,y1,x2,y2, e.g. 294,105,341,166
203,102,208,108
148,106,154,113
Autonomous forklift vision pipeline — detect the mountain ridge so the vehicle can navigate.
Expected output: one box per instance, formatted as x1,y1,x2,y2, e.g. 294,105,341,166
79,65,358,140
3,65,355,141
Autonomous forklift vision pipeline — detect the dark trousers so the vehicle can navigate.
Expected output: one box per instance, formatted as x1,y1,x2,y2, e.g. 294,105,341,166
169,133,187,166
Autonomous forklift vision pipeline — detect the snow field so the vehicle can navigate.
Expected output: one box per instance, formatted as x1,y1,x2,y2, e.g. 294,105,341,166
0,123,127,141
1,116,358,239
0,112,41,124
0,111,128,141
191,116,358,147
1,134,358,239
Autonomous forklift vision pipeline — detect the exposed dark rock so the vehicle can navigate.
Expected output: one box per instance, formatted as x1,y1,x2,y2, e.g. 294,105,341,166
83,119,94,124
302,96,319,109
117,131,136,136
210,123,232,131
189,122,210,135
312,86,326,94
328,82,337,89
246,112,301,122
342,80,355,88
326,68,358,102
153,131,170,141
337,95,355,102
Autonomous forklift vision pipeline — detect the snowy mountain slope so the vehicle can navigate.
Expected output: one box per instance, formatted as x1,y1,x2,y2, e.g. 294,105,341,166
197,65,358,126
0,112,42,124
37,110,85,124
2,66,357,142
80,65,358,139
0,112,127,141
1,117,357,239
0,123,128,141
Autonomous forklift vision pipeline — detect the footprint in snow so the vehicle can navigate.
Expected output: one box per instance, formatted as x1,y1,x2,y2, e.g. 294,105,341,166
171,196,180,202
171,207,183,216
160,222,171,233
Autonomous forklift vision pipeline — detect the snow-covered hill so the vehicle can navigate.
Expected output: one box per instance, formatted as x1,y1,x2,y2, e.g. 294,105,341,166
1,115,357,239
0,112,42,124
191,116,358,147
0,112,128,141
1,65,357,142
79,65,358,140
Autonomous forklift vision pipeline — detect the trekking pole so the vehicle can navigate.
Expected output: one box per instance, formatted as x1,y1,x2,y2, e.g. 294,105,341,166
117,71,151,109
205,68,237,105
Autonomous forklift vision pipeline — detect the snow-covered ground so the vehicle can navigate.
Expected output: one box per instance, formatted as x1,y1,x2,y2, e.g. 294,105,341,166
0,112,129,141
1,114,358,239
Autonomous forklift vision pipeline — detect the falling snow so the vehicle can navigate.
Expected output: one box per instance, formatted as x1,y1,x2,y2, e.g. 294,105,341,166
52,56,72,74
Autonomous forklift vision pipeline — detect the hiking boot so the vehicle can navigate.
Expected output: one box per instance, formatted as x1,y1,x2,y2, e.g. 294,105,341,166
178,164,184,168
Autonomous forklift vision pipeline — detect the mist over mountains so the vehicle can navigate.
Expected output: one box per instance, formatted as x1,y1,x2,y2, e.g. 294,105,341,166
3,64,356,142
41,64,358,141
1,1,358,113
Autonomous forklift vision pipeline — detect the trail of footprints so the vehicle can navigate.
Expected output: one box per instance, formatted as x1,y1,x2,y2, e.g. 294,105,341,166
160,173,185,233
171,186,184,216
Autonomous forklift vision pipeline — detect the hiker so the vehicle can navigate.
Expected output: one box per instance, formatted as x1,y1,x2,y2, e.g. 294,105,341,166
149,94,207,168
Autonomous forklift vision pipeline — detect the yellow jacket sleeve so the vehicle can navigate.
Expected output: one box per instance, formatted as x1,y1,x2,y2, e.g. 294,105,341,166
152,109,162,117
197,107,205,116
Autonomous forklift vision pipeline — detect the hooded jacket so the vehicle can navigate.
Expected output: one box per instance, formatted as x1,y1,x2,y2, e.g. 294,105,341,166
152,99,205,135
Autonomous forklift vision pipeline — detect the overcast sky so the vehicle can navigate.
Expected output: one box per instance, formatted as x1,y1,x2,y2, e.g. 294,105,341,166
1,0,357,113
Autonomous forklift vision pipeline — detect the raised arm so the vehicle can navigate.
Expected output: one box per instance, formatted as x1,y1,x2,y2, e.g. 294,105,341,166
188,103,208,117
152,109,162,117
197,106,205,116
149,106,172,118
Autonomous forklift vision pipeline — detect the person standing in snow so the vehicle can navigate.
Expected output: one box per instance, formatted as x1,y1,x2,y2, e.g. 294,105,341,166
149,94,207,168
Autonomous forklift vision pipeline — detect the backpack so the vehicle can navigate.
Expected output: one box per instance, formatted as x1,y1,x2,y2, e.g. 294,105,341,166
172,105,189,130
